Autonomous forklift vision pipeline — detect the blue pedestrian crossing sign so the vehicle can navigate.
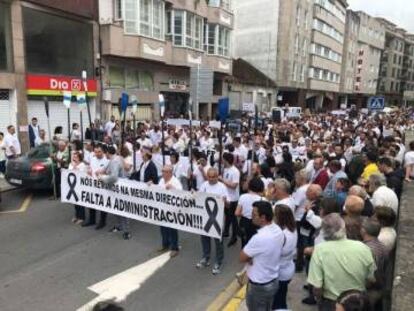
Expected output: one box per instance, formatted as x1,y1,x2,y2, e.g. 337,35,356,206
368,96,385,110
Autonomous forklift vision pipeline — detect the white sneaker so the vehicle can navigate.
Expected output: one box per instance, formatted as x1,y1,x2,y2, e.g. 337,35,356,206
196,258,210,269
212,263,222,275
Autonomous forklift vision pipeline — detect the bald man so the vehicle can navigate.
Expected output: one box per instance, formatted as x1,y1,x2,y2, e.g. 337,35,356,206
344,195,365,241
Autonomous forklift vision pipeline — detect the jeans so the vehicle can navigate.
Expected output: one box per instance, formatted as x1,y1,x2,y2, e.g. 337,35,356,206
239,217,257,248
272,280,290,310
246,279,279,311
74,205,85,220
0,160,5,174
224,201,239,239
296,229,314,271
88,209,107,225
201,236,224,265
160,226,179,250
117,216,130,232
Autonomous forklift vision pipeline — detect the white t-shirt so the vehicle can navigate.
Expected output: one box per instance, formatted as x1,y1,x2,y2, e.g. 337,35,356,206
404,151,414,176
371,186,399,214
104,121,116,137
223,165,240,202
274,197,297,214
4,133,21,157
292,184,310,221
238,193,263,219
279,228,298,281
199,181,228,201
378,227,397,254
69,162,88,173
90,156,109,176
244,223,284,283
193,164,210,190
158,176,183,191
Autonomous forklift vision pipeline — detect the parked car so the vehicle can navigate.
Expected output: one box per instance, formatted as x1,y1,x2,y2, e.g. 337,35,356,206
5,144,54,190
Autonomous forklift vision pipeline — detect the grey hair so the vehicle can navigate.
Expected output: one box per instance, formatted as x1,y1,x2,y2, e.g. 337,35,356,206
322,213,346,241
349,185,368,199
274,178,291,194
369,173,387,189
361,218,381,238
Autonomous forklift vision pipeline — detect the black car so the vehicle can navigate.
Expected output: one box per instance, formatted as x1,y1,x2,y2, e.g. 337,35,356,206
6,144,54,189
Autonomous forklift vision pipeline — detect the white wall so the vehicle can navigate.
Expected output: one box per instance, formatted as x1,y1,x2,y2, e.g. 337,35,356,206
233,0,279,81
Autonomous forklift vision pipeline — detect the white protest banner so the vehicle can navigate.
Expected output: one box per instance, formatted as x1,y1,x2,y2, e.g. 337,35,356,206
242,102,255,113
61,170,224,239
166,119,201,127
208,120,221,129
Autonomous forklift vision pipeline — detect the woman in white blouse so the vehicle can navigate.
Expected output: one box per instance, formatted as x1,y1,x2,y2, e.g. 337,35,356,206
272,204,298,311
68,151,88,225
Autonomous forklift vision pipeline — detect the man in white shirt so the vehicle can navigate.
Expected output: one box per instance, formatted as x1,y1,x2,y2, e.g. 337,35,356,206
240,200,284,311
272,178,296,213
404,141,414,181
158,165,183,258
34,129,47,147
368,173,399,214
4,125,21,159
104,116,116,137
83,144,110,228
220,152,241,247
191,153,209,190
196,167,228,275
292,170,310,222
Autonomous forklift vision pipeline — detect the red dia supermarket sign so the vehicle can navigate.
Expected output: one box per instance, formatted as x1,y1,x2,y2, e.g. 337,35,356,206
26,74,97,96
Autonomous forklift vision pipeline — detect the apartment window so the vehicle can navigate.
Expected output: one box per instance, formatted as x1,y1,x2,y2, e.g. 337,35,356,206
312,18,343,43
304,10,308,30
296,6,301,27
302,39,307,57
294,34,299,54
300,65,305,82
311,43,342,63
108,66,154,90
392,68,396,78
208,0,231,10
114,0,123,20
393,54,397,64
204,24,230,56
390,81,394,91
124,0,164,39
292,62,298,81
168,11,204,50
0,1,13,71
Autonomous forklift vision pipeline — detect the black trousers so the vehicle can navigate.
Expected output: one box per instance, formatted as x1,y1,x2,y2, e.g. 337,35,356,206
88,209,107,225
272,280,291,310
239,216,257,248
224,201,239,239
74,205,85,220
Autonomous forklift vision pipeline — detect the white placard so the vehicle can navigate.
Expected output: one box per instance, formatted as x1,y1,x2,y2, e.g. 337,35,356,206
61,170,224,239
242,102,255,113
209,120,222,129
166,119,201,127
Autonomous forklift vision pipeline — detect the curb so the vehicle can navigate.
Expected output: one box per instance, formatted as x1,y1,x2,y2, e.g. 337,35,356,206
222,285,247,311
206,279,243,311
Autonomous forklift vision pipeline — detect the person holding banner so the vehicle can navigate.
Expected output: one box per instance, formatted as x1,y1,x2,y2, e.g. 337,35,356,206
68,151,87,225
99,146,131,240
158,165,183,257
197,167,228,275
220,153,241,247
83,144,109,229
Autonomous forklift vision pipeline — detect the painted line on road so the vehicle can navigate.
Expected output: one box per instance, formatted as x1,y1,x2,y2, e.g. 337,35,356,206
206,279,243,311
222,285,246,311
76,251,171,311
0,194,33,214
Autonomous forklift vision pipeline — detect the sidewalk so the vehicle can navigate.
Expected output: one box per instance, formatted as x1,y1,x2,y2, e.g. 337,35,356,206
233,271,316,311
0,177,16,192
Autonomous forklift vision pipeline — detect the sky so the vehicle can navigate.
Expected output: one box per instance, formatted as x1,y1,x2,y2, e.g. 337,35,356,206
348,0,414,33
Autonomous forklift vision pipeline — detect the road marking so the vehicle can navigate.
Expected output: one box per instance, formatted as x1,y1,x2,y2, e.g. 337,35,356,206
206,279,243,311
0,194,33,214
76,251,171,311
222,285,246,311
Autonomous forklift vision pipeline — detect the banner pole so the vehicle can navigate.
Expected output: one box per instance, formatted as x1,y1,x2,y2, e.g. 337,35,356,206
80,111,84,146
67,107,71,162
44,96,57,200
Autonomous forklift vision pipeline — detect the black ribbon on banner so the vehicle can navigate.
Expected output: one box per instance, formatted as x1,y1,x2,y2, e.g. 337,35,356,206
204,197,221,235
66,172,79,202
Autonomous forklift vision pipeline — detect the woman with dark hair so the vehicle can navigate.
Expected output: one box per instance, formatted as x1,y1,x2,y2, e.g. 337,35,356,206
277,151,295,185
272,204,297,311
235,177,265,247
336,290,370,311
69,151,87,225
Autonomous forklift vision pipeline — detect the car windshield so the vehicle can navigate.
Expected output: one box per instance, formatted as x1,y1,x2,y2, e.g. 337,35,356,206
27,145,51,159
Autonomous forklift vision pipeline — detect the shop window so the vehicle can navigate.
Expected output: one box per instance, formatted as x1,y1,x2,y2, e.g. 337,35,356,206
0,2,13,72
23,7,94,77
109,66,125,88
139,71,154,90
126,69,140,88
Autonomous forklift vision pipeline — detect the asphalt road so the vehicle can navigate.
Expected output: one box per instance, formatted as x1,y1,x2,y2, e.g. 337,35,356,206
0,188,243,311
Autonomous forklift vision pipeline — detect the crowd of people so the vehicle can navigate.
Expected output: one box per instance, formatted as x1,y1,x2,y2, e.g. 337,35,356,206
2,107,414,311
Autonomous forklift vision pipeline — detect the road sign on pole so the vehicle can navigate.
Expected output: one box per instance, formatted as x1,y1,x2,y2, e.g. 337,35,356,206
368,96,385,110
